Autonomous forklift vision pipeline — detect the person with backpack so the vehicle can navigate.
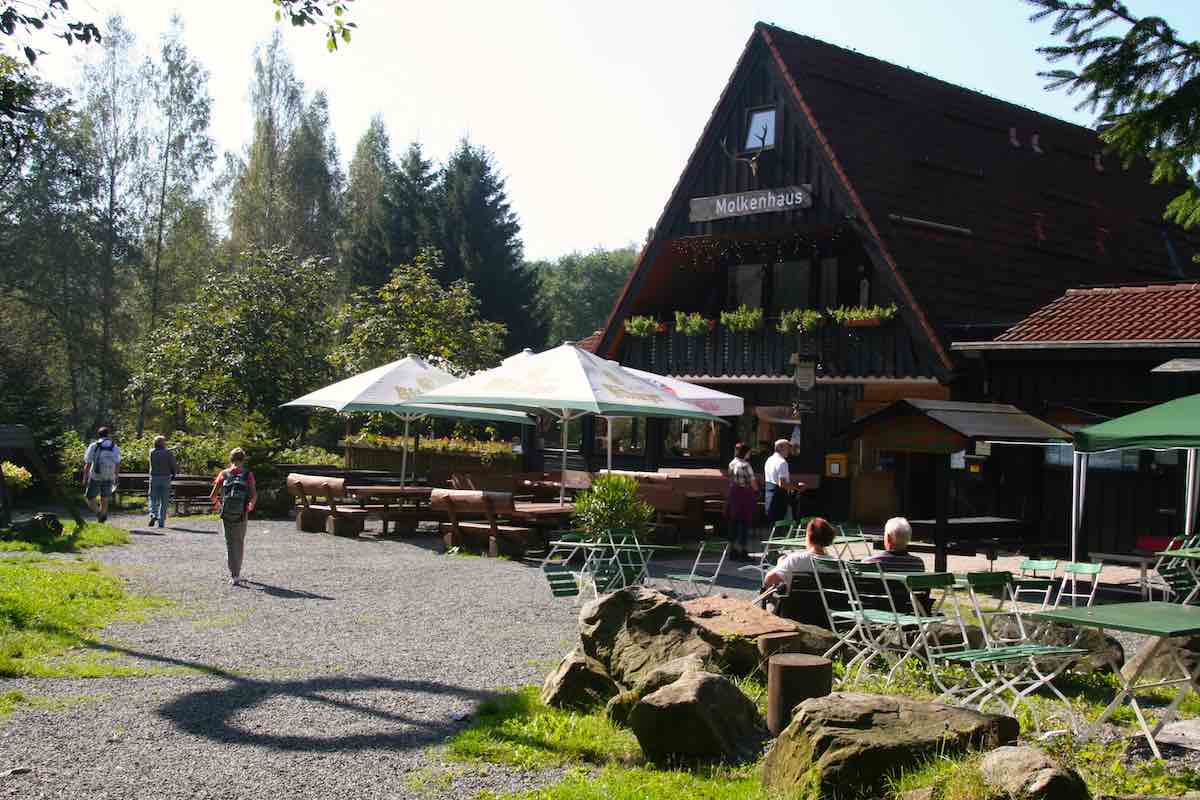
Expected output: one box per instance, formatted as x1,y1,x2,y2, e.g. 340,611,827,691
147,435,178,528
82,426,121,523
209,447,257,587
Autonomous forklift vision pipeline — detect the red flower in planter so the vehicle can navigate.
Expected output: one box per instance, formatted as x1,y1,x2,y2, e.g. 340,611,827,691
707,318,717,330
655,322,667,333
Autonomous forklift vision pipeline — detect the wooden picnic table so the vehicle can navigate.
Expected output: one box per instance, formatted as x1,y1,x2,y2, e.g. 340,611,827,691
171,479,215,515
510,502,575,519
344,485,435,536
1028,601,1200,759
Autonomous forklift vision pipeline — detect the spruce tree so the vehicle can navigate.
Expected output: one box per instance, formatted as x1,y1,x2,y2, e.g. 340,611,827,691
339,116,397,289
1030,0,1200,229
437,139,543,350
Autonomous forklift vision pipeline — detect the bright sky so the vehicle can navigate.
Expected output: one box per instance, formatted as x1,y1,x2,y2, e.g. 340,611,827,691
33,0,1200,261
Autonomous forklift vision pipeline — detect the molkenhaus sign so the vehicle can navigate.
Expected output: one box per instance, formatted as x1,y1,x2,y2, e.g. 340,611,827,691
688,185,813,223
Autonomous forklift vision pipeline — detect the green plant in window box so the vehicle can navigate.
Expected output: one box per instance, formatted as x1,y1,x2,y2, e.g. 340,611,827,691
719,304,763,333
828,303,898,326
1,462,33,495
572,474,655,540
674,311,712,337
623,315,660,338
777,308,826,334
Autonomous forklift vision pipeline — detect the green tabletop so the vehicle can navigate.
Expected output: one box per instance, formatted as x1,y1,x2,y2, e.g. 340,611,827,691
1155,548,1200,560
548,540,683,552
1028,601,1200,637
764,537,808,547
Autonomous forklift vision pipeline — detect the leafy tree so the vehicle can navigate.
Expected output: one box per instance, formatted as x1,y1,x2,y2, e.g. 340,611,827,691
1030,0,1200,228
0,333,68,473
135,15,214,433
273,0,356,51
329,248,507,375
130,247,336,433
533,246,637,347
437,139,542,351
78,15,152,425
228,29,304,254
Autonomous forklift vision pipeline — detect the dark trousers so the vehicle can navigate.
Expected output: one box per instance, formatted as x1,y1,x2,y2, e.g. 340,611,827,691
765,484,790,525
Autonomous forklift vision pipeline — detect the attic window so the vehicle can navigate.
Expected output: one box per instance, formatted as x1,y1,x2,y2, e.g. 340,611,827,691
744,106,776,151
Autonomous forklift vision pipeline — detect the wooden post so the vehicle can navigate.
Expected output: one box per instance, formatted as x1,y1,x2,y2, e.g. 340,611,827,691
767,653,832,735
935,453,950,572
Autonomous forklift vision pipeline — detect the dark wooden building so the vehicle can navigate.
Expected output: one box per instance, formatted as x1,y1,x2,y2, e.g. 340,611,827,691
583,23,1199,533
955,283,1200,555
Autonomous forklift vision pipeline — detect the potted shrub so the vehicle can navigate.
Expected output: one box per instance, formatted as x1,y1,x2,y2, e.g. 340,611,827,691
1,461,32,497
674,311,712,337
828,303,898,327
720,304,764,333
572,474,655,540
777,308,825,334
624,315,660,338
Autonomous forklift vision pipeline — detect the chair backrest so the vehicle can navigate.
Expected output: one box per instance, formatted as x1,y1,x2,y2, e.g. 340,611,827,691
809,555,856,628
691,539,728,578
846,561,904,616
1019,559,1058,576
902,572,971,658
542,563,581,598
964,571,1027,646
286,473,346,508
1052,561,1103,608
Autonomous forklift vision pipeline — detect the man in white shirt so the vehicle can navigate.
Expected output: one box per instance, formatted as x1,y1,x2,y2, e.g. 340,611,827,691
763,438,804,526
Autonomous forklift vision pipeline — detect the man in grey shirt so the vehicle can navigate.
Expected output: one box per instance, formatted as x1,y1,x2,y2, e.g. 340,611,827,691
148,435,178,528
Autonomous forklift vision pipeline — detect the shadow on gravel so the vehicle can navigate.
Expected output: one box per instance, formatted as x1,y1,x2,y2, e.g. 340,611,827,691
94,643,492,752
240,580,334,601
164,527,219,535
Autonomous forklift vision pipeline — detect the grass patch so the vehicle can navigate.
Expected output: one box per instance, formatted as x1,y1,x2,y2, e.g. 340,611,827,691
0,557,165,677
1045,738,1200,797
886,753,990,800
0,690,105,719
0,521,130,553
479,765,771,800
447,687,639,770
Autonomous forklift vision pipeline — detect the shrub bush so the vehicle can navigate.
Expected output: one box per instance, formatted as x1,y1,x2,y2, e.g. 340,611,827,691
572,474,654,539
1,463,33,495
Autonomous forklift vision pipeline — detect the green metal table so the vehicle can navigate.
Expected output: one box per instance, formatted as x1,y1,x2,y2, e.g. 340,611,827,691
1028,601,1200,758
1155,548,1200,604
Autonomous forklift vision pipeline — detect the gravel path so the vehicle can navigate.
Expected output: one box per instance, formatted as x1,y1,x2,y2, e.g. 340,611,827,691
0,515,580,799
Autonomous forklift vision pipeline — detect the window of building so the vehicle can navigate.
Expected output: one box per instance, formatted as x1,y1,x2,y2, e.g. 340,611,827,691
728,263,763,308
771,260,811,312
1044,428,1140,471
663,418,721,460
595,417,645,457
745,106,776,151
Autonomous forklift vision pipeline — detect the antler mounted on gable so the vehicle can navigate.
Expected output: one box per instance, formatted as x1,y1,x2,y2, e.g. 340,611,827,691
720,125,769,178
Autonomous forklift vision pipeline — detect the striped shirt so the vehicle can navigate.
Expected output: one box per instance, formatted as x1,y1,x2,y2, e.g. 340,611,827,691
861,549,926,573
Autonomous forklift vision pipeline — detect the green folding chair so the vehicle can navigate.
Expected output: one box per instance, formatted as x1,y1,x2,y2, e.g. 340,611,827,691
1013,559,1058,609
1149,535,1198,603
664,539,728,598
1054,561,1103,608
741,521,798,580
541,563,582,599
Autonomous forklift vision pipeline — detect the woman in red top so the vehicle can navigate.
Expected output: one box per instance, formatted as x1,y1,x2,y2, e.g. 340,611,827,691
209,447,257,586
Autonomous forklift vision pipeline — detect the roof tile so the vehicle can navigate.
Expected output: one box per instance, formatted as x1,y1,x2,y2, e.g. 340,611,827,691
994,283,1200,343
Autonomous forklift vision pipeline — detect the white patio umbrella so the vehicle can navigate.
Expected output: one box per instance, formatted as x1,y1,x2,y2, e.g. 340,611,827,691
282,355,532,486
412,343,725,503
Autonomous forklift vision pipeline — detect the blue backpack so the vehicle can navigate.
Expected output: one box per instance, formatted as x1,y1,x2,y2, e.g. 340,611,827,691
220,468,252,522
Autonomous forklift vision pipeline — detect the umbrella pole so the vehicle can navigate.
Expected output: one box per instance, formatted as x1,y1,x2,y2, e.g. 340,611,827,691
607,418,613,472
1187,448,1199,537
560,409,569,506
400,417,410,488
1070,450,1080,565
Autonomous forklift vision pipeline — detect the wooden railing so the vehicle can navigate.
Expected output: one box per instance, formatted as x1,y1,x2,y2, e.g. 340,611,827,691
618,320,937,379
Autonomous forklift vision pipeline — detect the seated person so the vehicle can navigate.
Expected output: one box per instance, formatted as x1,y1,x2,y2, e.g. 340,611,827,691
861,516,925,573
762,517,838,593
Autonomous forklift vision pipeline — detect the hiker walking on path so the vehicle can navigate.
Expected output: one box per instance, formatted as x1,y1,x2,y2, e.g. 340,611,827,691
210,448,257,587
82,426,121,523
148,435,177,528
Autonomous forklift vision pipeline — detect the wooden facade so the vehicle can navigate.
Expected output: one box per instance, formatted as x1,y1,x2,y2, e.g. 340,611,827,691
581,23,1200,536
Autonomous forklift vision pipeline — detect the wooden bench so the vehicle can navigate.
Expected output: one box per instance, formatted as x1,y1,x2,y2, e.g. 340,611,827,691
636,483,690,543
287,473,374,537
430,489,535,558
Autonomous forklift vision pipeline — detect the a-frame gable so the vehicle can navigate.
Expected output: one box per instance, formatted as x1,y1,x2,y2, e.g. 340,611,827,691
596,23,952,375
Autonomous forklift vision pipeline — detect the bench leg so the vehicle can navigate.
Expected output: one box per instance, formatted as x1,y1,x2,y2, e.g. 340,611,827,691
326,516,365,538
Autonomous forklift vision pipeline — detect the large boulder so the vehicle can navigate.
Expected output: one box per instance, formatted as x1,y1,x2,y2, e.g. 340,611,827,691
540,648,619,710
682,593,838,675
579,587,720,687
761,692,1019,797
629,670,767,764
604,653,709,727
1123,636,1200,684
979,745,1090,800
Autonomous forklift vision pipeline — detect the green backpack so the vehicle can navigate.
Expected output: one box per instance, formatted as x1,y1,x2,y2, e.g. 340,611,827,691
220,468,252,523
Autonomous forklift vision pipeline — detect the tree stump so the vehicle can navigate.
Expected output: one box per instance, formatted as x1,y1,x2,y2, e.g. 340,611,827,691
756,631,803,677
325,515,364,538
767,653,832,735
295,508,328,533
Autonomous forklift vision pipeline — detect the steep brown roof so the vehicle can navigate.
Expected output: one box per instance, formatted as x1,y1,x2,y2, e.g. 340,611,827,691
977,283,1200,346
761,24,1196,332
576,330,603,353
